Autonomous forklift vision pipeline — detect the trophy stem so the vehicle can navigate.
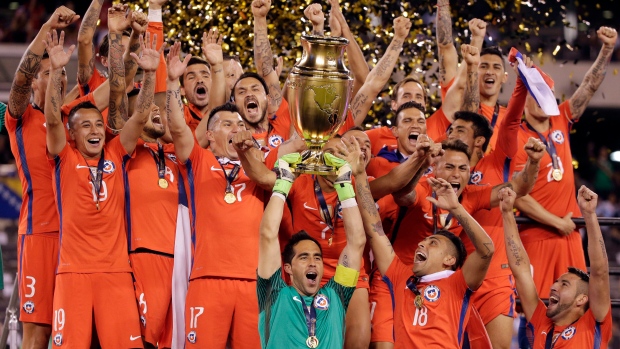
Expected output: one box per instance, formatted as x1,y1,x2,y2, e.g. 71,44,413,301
292,143,337,175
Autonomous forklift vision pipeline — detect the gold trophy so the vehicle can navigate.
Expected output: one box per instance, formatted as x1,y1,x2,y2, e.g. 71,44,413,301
286,35,353,175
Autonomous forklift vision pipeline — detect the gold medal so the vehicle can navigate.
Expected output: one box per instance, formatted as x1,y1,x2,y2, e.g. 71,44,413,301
328,236,333,246
224,192,236,204
552,169,562,181
414,294,424,309
306,336,319,348
158,178,169,189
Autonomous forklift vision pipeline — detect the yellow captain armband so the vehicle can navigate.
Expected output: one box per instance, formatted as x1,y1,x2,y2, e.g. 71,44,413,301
334,264,360,287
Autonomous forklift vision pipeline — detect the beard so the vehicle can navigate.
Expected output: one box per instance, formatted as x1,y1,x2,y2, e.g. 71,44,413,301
144,125,166,140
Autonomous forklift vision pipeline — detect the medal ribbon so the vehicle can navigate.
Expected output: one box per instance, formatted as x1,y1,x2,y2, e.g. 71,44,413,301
481,102,501,129
406,275,422,295
82,150,105,209
544,325,556,349
524,120,560,171
217,158,240,195
147,143,166,181
313,176,340,233
303,302,317,340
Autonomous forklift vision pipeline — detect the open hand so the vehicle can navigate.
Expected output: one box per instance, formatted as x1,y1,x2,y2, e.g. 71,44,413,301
166,41,192,81
45,30,76,69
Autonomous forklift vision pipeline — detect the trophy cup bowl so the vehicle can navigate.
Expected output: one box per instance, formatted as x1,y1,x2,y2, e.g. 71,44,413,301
285,35,353,175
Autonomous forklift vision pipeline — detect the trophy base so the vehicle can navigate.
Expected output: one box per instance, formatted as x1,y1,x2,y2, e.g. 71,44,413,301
291,148,337,176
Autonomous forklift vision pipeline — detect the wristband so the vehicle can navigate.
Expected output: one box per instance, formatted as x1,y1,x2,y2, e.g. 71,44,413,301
334,264,360,288
273,178,293,197
334,182,355,202
148,8,163,22
271,192,286,202
340,198,357,209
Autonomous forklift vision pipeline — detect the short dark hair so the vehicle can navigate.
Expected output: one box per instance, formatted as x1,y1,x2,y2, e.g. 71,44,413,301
392,76,427,105
441,139,471,161
180,57,211,86
207,102,241,130
282,231,323,265
342,126,364,134
394,101,425,127
68,101,100,129
98,31,132,59
480,46,506,70
231,72,270,102
567,267,590,283
435,230,467,271
453,111,493,152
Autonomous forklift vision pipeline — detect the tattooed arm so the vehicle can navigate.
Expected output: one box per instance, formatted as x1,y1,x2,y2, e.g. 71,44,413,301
489,137,545,207
107,5,131,133
44,31,75,157
9,6,79,119
349,16,411,127
440,44,479,121
123,11,148,95
569,27,617,120
371,135,434,200
251,0,283,113
499,187,539,322
436,0,457,86
77,0,105,86
166,42,194,163
577,186,610,321
428,177,494,290
120,32,163,155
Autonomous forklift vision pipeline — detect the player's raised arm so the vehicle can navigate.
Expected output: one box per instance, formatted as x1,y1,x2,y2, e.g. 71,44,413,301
196,28,226,148
120,32,164,155
499,187,539,321
328,138,367,273
441,44,481,121
428,177,494,290
166,42,194,163
251,0,283,113
9,6,78,119
304,3,325,36
338,139,395,275
328,0,369,97
569,27,617,120
348,16,411,127
232,130,277,190
392,142,444,206
436,0,457,85
370,134,435,200
107,4,131,132
77,0,105,87
44,30,75,157
258,153,301,279
577,186,610,321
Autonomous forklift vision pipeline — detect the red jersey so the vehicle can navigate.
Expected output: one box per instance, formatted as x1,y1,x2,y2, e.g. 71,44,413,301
183,104,203,134
386,256,473,348
286,175,368,285
464,78,527,278
392,181,492,266
50,137,132,273
426,108,450,143
366,156,400,179
79,67,107,97
365,126,396,156
253,99,292,151
179,144,267,280
528,300,611,348
511,101,580,244
125,140,179,255
5,105,59,235
480,103,507,154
